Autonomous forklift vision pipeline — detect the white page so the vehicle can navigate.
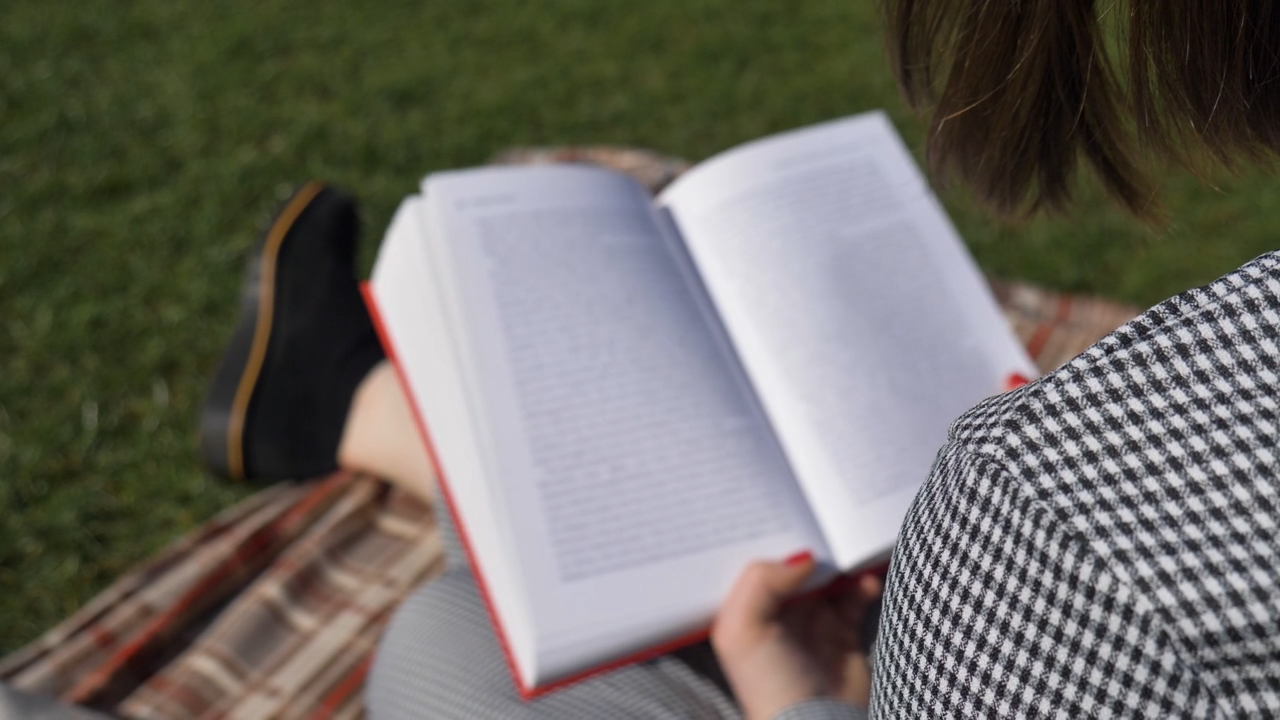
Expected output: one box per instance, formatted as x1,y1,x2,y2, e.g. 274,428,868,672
369,197,538,684
660,112,1038,569
419,165,829,685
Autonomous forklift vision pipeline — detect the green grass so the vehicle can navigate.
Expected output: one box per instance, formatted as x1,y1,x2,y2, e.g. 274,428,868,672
2,0,1278,654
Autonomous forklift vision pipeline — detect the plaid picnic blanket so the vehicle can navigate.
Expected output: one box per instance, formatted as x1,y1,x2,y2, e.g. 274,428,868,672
0,147,1142,719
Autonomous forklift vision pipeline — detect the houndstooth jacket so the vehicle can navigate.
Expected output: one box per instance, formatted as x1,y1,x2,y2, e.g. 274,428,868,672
865,252,1280,718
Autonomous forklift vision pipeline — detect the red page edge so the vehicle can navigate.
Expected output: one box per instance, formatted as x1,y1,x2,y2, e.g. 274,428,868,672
361,283,530,694
360,281,891,700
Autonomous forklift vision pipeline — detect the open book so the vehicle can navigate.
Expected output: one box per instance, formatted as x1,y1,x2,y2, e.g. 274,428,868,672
365,111,1037,697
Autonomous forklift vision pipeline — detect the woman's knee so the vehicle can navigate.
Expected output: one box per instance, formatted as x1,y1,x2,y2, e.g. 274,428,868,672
367,568,522,719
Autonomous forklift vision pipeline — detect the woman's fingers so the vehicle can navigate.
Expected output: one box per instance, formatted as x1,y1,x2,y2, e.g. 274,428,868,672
838,573,883,618
858,573,883,601
840,647,873,706
713,553,814,645
712,554,823,720
711,557,883,719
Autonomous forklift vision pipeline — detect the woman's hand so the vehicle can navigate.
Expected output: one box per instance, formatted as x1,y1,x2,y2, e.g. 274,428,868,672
710,554,882,720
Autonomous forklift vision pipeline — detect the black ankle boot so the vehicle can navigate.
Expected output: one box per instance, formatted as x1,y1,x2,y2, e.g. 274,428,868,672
200,182,385,481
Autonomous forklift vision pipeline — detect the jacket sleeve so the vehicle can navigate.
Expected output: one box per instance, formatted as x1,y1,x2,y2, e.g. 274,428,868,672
870,447,1201,717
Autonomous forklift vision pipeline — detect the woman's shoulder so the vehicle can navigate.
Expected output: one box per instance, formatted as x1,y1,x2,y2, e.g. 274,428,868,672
912,249,1280,671
920,246,1280,602
948,249,1280,464
885,252,1280,715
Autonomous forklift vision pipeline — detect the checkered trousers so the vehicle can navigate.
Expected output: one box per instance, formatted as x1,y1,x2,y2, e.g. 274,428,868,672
872,252,1280,717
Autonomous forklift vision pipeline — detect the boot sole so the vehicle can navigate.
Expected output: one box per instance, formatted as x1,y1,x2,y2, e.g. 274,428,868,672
200,182,326,480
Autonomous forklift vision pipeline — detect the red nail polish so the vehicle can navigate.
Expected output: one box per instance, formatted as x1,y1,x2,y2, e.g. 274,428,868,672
784,551,813,566
1004,373,1030,391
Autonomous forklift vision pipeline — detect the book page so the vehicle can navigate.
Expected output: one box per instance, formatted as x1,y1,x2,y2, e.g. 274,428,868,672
660,112,1038,569
419,165,830,685
369,197,539,683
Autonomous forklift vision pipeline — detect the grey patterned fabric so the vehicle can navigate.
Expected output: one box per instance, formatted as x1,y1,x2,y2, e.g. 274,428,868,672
773,699,869,719
368,566,743,719
368,509,750,719
367,505,870,719
873,252,1280,717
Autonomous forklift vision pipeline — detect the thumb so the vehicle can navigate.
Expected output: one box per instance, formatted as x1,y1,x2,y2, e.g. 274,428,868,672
720,553,815,630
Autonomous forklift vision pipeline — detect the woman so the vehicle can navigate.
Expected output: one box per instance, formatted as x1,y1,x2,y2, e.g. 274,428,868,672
786,1,1280,716
870,1,1280,716
201,1,1280,717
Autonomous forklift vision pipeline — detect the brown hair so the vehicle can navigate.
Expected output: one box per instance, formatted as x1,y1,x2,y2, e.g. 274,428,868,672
886,0,1280,218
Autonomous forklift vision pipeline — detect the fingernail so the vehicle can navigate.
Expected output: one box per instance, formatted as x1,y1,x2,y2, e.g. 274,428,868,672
784,551,813,566
1004,373,1030,391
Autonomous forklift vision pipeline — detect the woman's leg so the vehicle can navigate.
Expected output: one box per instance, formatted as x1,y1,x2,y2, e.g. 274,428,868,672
337,360,436,501
365,508,739,720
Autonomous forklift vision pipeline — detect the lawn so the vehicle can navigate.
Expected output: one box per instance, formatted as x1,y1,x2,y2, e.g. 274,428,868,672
3,0,1279,654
